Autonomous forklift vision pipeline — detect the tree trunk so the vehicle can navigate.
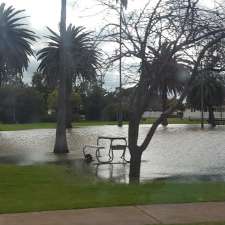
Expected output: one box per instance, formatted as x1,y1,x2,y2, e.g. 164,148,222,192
129,150,142,184
66,77,73,129
53,0,69,153
208,105,216,127
128,114,142,184
161,85,168,126
54,77,69,153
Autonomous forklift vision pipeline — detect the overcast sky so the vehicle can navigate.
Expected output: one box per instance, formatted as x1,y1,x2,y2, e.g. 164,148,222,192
3,0,216,90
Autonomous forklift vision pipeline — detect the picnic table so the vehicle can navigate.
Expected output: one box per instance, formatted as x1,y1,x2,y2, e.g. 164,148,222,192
83,136,129,163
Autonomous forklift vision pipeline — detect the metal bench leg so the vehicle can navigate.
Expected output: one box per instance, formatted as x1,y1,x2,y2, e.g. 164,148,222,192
83,146,87,157
121,148,130,163
110,149,114,162
96,148,101,163
96,148,111,164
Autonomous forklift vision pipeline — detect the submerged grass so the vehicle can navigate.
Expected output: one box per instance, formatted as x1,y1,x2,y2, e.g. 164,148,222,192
0,165,225,214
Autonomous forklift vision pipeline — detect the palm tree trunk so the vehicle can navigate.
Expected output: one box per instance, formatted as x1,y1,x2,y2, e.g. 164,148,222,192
208,105,216,127
12,97,16,123
0,65,5,88
54,77,69,153
161,85,168,126
66,77,73,129
54,0,69,153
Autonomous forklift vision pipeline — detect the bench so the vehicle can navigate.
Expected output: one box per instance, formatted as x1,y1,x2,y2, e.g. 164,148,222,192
214,119,225,125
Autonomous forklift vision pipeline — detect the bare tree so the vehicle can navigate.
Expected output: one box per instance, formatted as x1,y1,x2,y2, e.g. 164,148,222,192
99,0,225,183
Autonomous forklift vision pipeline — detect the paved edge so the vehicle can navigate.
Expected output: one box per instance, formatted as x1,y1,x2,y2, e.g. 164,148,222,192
1,202,225,225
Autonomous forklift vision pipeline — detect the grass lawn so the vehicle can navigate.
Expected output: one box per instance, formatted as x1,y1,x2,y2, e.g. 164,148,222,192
0,121,119,131
1,165,225,214
0,122,57,131
0,118,205,131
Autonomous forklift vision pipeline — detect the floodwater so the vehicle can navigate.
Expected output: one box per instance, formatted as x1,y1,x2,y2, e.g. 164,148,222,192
0,124,225,183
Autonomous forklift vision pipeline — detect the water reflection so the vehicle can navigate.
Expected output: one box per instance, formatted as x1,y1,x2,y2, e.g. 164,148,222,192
95,163,128,183
0,124,225,182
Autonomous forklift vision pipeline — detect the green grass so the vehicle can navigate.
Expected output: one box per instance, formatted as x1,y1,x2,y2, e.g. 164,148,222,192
0,118,205,131
0,121,124,131
1,165,225,214
0,121,112,131
0,122,57,131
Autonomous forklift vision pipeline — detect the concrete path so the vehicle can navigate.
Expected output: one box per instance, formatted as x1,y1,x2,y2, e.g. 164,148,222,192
1,202,225,225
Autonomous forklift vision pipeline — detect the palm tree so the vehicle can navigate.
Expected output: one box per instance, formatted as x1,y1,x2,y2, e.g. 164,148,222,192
38,0,97,154
38,26,98,81
0,3,35,87
51,0,68,153
149,43,186,126
37,26,99,129
187,73,225,127
37,25,99,153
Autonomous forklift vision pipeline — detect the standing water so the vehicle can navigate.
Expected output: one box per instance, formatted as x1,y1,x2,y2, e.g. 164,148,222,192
0,124,225,183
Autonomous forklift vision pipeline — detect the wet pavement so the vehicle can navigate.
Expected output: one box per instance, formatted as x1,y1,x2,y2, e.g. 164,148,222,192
0,124,225,182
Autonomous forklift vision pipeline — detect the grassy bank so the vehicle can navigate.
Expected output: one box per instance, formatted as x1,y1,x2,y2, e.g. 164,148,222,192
0,118,205,131
0,165,225,214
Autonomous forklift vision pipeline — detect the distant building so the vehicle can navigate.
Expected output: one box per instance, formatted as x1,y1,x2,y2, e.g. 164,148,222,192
143,107,225,120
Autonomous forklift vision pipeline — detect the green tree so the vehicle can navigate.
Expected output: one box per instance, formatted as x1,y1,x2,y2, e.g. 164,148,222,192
37,26,99,91
0,3,35,87
15,88,45,123
0,87,16,123
83,86,105,120
0,87,45,123
47,89,81,121
37,26,99,129
38,0,99,153
47,89,58,113
32,72,51,112
187,73,225,127
70,91,81,121
37,26,99,124
32,72,48,93
37,25,99,151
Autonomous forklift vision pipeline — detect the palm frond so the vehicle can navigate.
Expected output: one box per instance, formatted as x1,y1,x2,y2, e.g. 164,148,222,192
37,24,100,87
0,3,36,86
